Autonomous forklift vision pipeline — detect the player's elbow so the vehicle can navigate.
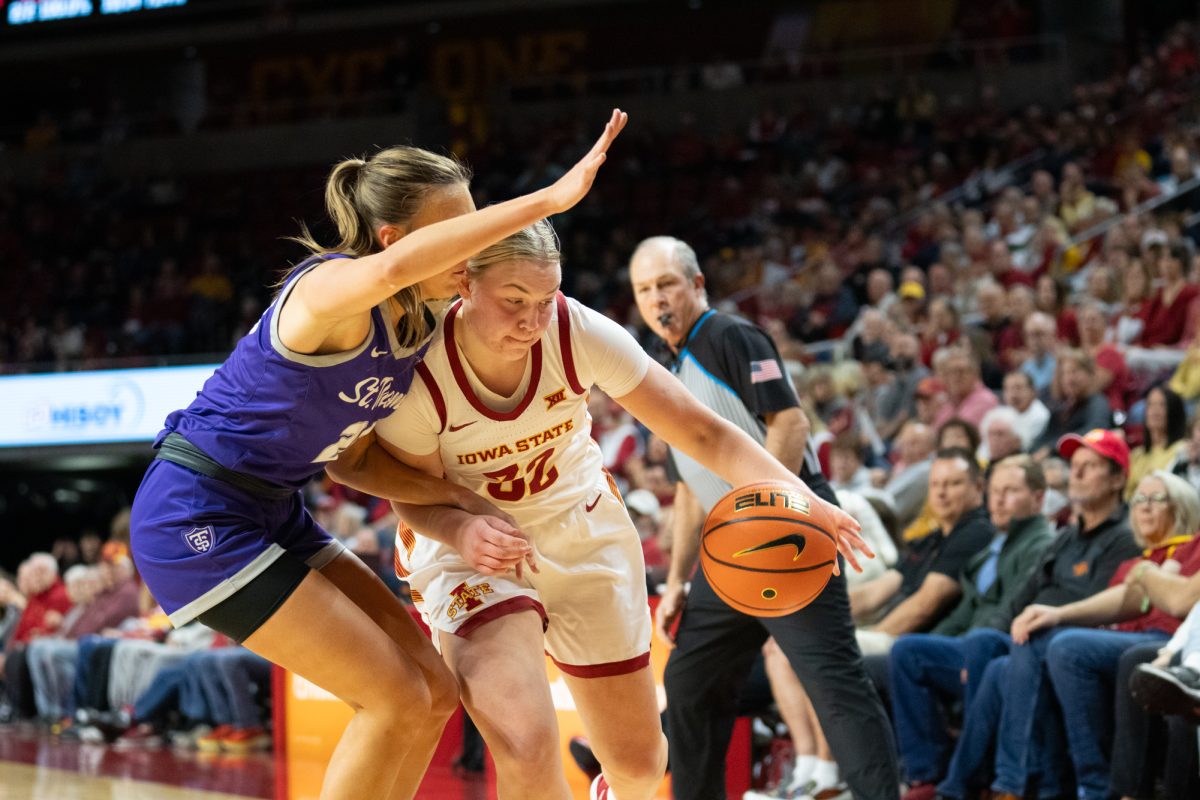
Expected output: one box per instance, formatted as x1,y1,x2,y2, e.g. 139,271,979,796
325,446,368,488
794,411,811,445
379,258,412,292
324,460,351,485
683,417,727,457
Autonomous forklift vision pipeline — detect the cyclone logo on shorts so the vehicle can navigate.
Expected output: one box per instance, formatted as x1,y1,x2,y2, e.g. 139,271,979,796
182,526,215,554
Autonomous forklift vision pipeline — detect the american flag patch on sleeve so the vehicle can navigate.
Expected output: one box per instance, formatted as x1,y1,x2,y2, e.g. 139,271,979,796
750,359,783,383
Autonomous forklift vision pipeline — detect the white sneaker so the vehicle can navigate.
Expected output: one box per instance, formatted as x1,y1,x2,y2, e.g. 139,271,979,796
798,783,851,800
76,725,106,744
743,790,786,800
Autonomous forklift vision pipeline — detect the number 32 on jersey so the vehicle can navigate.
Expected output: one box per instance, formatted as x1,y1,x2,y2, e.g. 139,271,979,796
482,448,559,501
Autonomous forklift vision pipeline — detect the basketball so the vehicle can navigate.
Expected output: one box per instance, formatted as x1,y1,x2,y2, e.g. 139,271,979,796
699,482,840,617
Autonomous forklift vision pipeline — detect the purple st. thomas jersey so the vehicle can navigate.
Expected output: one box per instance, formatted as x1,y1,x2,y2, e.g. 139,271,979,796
158,255,430,488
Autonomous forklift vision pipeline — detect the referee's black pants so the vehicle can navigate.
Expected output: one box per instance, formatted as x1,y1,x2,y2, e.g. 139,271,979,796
664,565,899,800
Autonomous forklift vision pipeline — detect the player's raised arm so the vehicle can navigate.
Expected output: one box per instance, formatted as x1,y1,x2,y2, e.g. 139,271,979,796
290,109,628,325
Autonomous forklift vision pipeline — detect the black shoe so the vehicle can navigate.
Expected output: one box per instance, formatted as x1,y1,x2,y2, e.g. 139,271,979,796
1130,663,1200,717
569,735,602,781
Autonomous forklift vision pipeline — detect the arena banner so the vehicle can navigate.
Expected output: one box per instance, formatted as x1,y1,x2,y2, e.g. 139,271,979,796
0,364,218,448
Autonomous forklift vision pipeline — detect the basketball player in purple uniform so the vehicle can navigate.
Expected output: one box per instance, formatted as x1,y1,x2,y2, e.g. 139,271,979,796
129,111,628,800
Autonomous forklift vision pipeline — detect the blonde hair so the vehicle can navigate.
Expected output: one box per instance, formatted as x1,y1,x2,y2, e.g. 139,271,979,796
290,146,472,347
831,361,865,398
467,218,561,275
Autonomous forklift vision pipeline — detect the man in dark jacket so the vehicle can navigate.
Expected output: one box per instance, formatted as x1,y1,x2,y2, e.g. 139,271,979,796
889,454,1054,799
933,455,1054,638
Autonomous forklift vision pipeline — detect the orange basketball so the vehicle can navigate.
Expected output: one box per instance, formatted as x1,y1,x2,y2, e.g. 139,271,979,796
699,481,839,617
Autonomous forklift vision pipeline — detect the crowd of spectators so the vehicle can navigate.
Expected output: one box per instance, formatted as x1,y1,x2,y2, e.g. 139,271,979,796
0,14,1164,371
0,511,273,754
726,21,1200,800
7,10,1200,800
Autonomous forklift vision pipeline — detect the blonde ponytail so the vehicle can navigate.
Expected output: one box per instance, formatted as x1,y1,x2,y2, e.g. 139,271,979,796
287,146,472,347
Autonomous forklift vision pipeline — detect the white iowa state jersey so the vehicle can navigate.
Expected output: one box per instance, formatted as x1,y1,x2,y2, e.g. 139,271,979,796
376,293,650,528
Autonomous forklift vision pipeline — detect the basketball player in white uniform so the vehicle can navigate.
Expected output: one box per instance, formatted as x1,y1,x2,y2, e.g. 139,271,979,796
365,221,871,800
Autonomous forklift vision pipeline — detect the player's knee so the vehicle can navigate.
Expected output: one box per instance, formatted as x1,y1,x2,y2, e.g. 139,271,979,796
601,732,668,785
351,652,435,718
487,714,559,767
425,663,460,722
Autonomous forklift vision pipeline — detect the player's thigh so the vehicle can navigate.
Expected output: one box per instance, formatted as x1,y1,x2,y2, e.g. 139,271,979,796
535,496,652,671
242,565,433,712
564,665,664,763
318,550,452,686
439,609,558,751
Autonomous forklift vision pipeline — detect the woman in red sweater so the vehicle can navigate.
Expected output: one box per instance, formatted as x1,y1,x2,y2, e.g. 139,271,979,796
1138,242,1199,349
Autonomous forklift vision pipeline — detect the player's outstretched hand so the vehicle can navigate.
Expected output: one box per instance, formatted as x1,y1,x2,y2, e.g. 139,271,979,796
543,109,628,214
455,515,538,578
654,583,686,649
820,497,871,576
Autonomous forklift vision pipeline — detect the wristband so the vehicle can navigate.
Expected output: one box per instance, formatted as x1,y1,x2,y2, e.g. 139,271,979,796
1132,562,1153,613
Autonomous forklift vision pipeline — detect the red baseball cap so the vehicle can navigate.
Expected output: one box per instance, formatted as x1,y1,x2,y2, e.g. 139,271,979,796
915,377,945,398
101,540,131,566
1057,429,1130,475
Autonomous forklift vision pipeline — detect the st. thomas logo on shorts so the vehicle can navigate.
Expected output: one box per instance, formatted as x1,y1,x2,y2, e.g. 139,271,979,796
182,526,215,554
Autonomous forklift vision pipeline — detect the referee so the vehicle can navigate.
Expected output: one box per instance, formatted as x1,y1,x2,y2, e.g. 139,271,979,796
628,237,899,800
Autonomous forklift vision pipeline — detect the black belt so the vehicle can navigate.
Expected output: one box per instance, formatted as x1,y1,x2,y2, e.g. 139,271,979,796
154,433,296,500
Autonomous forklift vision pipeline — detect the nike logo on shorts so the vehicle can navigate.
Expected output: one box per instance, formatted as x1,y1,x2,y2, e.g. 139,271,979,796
448,421,476,432
371,347,390,357
585,494,602,512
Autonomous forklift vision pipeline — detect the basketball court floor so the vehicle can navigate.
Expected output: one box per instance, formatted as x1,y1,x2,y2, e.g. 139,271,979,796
0,724,497,800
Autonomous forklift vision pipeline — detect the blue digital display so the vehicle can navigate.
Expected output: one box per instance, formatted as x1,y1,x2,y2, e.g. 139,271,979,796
6,0,186,26
0,364,218,447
